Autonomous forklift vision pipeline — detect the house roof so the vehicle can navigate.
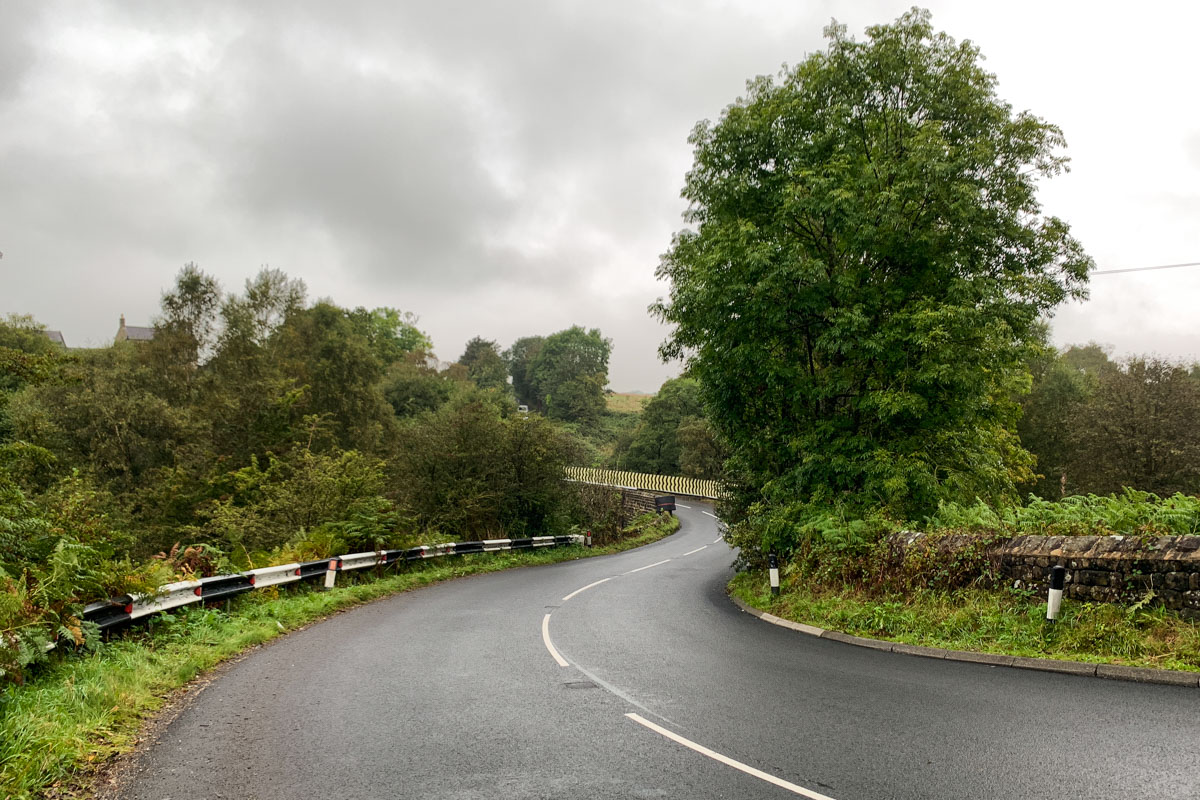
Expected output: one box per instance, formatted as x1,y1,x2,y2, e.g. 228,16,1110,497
116,314,156,343
43,330,66,346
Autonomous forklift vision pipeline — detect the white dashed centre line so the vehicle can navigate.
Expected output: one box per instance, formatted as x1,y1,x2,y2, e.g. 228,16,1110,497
676,503,692,509
702,511,719,519
541,614,569,667
625,714,838,799
682,546,708,556
624,559,671,575
562,577,611,602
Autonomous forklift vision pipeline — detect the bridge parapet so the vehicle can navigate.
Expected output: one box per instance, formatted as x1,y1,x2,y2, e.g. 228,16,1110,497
564,466,722,500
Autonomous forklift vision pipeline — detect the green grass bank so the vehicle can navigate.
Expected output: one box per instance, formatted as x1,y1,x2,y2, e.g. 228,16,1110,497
730,572,1200,673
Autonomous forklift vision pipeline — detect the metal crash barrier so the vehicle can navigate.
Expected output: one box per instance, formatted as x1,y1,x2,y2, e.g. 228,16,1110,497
60,534,585,650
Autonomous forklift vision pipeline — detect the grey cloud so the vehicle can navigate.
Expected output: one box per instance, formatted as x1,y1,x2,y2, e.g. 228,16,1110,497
213,38,510,287
1,0,946,391
0,5,42,101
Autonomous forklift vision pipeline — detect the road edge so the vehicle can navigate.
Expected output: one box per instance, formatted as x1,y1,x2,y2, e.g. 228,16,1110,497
727,593,1200,688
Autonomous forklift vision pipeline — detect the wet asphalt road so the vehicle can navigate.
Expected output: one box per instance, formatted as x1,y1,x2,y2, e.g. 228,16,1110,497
121,504,1200,799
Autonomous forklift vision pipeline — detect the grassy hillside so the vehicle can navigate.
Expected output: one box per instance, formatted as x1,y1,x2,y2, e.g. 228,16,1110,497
606,392,652,414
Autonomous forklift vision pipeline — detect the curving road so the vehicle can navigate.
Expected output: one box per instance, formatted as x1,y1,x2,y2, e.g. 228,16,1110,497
120,504,1200,799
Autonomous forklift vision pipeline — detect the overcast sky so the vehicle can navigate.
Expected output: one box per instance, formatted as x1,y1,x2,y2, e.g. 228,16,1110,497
2,1,1198,391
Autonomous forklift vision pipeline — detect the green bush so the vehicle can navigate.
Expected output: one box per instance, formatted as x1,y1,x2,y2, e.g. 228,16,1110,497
727,498,898,579
928,490,1200,537
191,447,403,562
390,397,576,539
0,478,161,683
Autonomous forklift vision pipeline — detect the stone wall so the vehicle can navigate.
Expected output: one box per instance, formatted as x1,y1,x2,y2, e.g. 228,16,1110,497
621,489,659,520
997,534,1200,614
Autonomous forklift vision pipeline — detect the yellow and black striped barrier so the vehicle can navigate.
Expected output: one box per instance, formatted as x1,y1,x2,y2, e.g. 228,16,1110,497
564,466,723,500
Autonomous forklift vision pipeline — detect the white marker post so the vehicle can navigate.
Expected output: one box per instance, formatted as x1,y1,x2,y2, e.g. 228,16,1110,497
323,558,339,590
1046,564,1065,622
585,530,593,547
768,553,780,597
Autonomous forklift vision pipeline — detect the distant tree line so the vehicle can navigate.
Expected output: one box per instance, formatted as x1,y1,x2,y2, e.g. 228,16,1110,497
1019,342,1200,499
0,266,631,680
608,377,725,479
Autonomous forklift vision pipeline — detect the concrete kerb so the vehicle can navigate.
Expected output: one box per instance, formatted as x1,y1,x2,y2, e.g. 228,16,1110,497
727,594,1200,688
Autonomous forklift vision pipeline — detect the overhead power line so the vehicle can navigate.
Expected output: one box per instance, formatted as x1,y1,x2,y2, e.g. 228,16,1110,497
1092,261,1200,276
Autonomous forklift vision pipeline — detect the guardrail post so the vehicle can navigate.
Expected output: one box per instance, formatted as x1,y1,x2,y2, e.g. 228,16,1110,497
1046,564,1065,622
768,553,780,597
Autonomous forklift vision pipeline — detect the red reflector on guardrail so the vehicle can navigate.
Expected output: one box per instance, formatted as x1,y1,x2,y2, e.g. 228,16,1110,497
124,603,133,613
194,587,203,596
249,575,256,586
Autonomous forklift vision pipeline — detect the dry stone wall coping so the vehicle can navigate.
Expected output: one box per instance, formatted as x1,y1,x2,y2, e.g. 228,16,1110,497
891,530,1200,614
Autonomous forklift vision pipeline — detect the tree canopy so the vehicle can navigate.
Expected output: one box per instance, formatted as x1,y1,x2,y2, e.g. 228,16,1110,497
528,326,611,424
618,377,724,478
1020,346,1200,498
653,9,1091,525
505,335,545,408
459,336,510,391
0,267,649,683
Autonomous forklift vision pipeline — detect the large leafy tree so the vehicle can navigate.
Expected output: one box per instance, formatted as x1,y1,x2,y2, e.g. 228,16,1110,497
1021,352,1200,497
620,377,719,477
346,307,432,367
11,346,195,491
1072,357,1200,495
389,396,575,537
272,303,395,452
206,269,310,464
505,335,545,408
459,336,509,391
0,315,69,444
144,264,221,404
654,9,1091,522
529,326,611,424
1017,340,1094,499
381,353,463,419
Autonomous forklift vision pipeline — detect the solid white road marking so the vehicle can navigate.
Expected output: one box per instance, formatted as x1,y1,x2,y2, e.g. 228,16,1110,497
682,546,708,556
562,577,612,602
625,559,671,575
624,714,838,800
542,614,569,667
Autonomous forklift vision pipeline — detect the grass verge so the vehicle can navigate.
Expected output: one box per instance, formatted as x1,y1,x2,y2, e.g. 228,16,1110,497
730,571,1200,672
0,515,679,800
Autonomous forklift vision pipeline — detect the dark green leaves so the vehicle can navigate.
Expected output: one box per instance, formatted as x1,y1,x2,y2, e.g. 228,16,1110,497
655,8,1091,533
